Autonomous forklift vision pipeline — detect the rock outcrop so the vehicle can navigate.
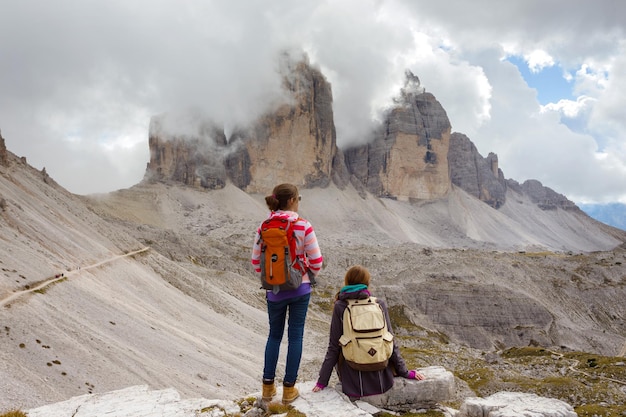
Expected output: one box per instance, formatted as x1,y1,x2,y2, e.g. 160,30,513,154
26,376,579,417
447,133,579,211
358,366,455,412
145,116,228,189
508,179,579,211
226,55,343,193
448,132,507,208
25,369,457,417
458,392,577,417
344,71,452,201
386,278,554,351
143,60,581,215
0,129,8,166
145,54,345,194
26,385,241,417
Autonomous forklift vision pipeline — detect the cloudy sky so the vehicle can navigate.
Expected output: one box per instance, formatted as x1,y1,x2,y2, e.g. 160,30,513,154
1,0,624,204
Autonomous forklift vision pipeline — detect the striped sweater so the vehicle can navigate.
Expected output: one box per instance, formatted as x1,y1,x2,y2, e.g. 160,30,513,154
251,210,323,284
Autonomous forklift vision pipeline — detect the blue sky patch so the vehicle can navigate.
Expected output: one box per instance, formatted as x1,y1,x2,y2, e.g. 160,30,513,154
507,55,573,105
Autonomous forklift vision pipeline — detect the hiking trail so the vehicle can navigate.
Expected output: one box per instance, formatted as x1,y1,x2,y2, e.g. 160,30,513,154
0,247,150,308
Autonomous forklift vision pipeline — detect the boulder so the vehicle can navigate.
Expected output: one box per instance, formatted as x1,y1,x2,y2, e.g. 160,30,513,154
458,391,577,417
357,365,455,412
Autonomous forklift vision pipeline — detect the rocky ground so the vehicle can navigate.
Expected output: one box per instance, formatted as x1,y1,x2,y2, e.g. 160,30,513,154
2,155,626,415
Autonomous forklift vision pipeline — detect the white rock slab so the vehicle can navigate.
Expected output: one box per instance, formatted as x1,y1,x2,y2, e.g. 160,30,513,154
27,385,239,417
458,391,577,417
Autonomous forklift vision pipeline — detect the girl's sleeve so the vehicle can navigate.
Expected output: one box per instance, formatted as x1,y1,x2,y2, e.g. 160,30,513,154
250,227,262,274
303,222,323,275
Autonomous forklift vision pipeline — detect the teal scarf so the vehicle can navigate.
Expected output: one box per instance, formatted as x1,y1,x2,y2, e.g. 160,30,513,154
340,284,368,293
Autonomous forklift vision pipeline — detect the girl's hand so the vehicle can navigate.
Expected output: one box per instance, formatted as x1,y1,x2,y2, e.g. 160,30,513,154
312,382,326,392
407,370,426,380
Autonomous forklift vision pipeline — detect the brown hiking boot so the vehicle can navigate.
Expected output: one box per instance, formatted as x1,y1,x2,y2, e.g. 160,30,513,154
282,384,299,404
262,380,276,402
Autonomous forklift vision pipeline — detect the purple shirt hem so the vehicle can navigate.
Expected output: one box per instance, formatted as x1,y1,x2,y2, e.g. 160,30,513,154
266,283,312,302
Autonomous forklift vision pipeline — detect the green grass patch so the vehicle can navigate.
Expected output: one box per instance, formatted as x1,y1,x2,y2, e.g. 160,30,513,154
32,277,68,294
311,287,337,313
516,251,560,258
266,403,306,416
455,367,495,392
388,305,420,331
576,404,626,417
0,411,27,417
566,352,626,377
501,346,552,358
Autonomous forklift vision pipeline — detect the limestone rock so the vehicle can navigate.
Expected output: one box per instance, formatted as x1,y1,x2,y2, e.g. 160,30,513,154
448,132,507,208
27,385,240,417
345,72,451,201
386,279,554,351
458,391,577,417
508,179,579,211
145,55,341,194
0,129,7,166
142,59,582,218
228,55,339,193
145,116,228,189
358,366,455,412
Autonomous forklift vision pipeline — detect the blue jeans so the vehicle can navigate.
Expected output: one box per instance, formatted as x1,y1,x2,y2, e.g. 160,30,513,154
263,293,311,384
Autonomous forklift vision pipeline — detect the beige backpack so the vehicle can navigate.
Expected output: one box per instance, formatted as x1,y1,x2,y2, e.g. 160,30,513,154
339,297,394,371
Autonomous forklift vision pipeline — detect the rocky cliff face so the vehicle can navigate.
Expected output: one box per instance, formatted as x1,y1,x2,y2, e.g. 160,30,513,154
226,56,344,193
143,61,579,213
447,132,580,211
507,178,579,211
145,117,228,189
145,56,345,194
448,132,507,208
344,72,451,200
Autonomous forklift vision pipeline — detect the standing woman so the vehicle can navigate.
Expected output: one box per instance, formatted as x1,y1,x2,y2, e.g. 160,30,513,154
251,183,324,404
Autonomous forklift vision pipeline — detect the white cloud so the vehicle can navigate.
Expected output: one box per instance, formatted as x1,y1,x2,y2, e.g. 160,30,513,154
589,41,626,137
541,96,596,119
525,50,555,73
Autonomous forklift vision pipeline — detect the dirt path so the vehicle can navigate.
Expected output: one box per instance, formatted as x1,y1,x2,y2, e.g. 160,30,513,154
0,247,150,308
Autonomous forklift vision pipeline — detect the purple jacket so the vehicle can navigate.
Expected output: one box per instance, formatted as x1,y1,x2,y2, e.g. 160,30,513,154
316,289,410,398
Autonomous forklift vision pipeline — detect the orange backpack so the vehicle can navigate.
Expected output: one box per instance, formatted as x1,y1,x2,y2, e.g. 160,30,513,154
258,217,305,294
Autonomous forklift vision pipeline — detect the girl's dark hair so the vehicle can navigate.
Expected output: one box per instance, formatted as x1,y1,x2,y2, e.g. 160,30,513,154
344,265,371,287
265,183,299,211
